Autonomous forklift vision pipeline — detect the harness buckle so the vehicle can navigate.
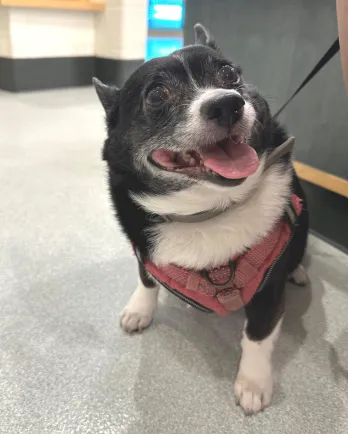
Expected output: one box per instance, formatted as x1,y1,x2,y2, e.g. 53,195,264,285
201,260,235,289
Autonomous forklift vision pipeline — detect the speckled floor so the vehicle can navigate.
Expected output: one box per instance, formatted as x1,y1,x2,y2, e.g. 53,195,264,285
0,87,348,434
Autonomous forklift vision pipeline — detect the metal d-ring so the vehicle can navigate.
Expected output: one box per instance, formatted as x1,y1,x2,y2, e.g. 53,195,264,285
201,260,235,288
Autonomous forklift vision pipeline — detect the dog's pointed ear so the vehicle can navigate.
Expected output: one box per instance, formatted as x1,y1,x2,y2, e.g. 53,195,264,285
194,23,218,50
93,77,119,114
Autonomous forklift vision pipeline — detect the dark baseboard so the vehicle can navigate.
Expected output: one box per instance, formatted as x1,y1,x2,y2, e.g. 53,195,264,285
0,57,16,91
302,181,348,252
95,57,143,86
0,56,143,92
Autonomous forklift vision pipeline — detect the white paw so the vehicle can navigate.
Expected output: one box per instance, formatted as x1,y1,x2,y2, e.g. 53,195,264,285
120,282,159,334
120,310,153,333
289,264,309,286
234,371,273,415
235,320,281,415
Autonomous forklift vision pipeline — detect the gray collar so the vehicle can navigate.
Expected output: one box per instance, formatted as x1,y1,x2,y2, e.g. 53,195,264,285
158,137,295,224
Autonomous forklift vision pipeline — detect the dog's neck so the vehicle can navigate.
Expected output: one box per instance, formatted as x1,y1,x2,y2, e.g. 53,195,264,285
134,159,293,269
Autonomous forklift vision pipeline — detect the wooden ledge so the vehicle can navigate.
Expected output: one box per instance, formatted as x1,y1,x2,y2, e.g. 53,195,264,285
0,0,104,11
294,161,348,198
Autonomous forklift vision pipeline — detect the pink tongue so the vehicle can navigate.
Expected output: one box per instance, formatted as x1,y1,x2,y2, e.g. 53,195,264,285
200,139,259,179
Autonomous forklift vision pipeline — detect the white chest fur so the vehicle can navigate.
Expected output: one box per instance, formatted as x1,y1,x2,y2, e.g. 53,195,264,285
134,163,292,270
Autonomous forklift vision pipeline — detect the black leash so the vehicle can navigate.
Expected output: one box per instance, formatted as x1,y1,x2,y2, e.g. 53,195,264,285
274,38,340,118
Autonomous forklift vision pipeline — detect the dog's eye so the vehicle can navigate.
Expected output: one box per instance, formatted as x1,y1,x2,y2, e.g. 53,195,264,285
147,86,170,106
217,65,239,87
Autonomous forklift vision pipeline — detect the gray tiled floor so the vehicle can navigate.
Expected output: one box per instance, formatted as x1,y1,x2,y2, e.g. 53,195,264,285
0,88,348,434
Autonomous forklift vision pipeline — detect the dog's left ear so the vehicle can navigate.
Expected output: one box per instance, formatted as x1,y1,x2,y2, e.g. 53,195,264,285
92,77,120,115
194,23,218,50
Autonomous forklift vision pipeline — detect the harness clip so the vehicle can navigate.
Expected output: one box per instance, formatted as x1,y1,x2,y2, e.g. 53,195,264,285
201,260,235,289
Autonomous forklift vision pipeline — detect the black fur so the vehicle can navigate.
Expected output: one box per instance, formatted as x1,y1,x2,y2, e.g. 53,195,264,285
246,187,309,340
94,29,308,343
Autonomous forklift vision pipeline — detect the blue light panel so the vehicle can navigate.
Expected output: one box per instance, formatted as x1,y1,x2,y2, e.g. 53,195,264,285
146,37,184,61
148,0,184,30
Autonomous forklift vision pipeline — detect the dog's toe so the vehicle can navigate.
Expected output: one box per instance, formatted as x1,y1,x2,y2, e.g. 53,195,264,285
289,264,309,286
119,282,159,334
120,309,152,333
234,373,272,415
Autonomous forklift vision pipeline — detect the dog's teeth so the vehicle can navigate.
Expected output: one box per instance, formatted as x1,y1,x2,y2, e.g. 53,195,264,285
182,152,191,163
189,158,196,166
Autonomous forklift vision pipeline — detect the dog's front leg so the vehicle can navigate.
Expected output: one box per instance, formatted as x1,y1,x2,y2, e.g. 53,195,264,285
234,278,285,415
120,260,159,333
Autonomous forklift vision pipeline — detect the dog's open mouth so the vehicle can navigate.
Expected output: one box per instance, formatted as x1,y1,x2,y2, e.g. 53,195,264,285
150,135,259,181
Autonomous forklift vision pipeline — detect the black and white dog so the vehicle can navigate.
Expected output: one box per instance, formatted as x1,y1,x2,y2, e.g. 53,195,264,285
93,24,309,415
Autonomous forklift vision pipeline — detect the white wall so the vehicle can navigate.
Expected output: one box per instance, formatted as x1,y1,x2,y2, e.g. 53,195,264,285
0,0,146,60
0,7,11,57
95,0,147,60
8,8,95,58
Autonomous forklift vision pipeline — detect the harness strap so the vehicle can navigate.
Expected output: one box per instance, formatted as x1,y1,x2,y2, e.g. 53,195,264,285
263,137,295,171
143,194,303,314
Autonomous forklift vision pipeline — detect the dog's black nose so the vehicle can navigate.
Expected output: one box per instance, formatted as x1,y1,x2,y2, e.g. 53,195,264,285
200,94,245,128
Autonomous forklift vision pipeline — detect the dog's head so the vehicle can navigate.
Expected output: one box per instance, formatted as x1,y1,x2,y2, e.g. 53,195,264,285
94,24,274,194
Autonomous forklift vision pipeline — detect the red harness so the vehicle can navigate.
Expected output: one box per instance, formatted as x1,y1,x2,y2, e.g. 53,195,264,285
143,195,302,315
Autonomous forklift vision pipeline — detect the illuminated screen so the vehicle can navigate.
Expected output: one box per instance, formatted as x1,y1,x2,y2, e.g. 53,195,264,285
148,0,185,30
146,37,184,61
